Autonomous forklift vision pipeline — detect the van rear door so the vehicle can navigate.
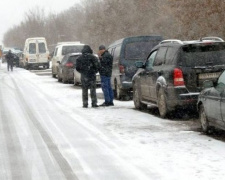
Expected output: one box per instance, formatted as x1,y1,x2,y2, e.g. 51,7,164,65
28,40,38,63
27,39,48,64
37,40,48,63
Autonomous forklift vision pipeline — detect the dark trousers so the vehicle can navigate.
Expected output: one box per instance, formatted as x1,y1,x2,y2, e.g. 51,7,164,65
101,76,114,103
81,76,97,106
7,63,13,71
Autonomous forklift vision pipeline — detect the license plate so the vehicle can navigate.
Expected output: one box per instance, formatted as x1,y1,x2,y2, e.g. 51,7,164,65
198,72,221,80
29,59,36,62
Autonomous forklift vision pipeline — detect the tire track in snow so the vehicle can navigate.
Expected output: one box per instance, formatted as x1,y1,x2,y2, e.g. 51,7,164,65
10,72,79,180
0,74,32,180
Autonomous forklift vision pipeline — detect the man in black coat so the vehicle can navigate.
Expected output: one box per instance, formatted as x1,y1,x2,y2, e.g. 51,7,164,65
5,50,14,71
76,45,100,108
98,45,114,106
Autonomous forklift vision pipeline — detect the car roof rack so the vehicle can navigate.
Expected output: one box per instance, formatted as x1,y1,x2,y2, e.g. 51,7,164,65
57,41,82,45
200,37,224,42
159,39,183,44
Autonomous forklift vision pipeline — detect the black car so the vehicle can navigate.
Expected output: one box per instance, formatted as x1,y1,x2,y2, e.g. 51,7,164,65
107,35,163,100
197,70,225,133
57,53,81,83
12,53,19,67
133,37,225,118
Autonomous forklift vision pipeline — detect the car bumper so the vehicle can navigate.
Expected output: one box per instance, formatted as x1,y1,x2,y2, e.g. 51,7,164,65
27,62,49,66
64,69,74,81
121,81,132,90
166,86,200,110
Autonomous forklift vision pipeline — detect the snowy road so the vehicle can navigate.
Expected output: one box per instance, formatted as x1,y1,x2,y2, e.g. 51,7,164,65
0,64,225,180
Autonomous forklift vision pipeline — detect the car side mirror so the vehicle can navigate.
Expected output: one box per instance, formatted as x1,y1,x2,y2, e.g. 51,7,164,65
135,61,145,68
203,80,214,89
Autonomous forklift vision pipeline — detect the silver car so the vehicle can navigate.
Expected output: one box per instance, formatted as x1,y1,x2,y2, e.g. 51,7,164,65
58,53,81,83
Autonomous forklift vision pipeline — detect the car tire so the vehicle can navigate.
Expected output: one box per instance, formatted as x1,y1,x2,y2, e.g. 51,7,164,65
133,82,146,110
52,69,56,78
157,88,168,118
199,104,211,134
62,74,67,84
73,75,78,86
114,82,122,100
58,75,62,82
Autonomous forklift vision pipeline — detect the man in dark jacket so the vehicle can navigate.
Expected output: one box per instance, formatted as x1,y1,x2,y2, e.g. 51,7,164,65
98,45,114,106
5,50,14,71
76,45,100,108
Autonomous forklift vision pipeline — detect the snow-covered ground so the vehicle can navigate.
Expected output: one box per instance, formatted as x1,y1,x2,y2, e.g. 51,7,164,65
0,63,225,180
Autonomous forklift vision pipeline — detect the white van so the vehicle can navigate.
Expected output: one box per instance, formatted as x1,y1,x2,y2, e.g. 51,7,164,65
51,41,84,78
22,37,49,69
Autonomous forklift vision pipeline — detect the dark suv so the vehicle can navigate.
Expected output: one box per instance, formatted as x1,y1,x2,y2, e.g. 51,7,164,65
132,37,225,117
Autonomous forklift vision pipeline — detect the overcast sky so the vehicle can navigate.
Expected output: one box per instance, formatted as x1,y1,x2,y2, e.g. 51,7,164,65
0,0,81,46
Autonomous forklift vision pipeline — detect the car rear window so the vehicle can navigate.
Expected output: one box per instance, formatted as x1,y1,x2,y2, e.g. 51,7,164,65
182,44,225,67
62,45,84,55
125,41,159,60
38,42,46,53
68,55,80,63
29,43,36,54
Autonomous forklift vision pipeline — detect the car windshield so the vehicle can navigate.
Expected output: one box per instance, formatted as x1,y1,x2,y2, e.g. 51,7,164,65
125,41,158,60
62,45,84,55
182,44,225,67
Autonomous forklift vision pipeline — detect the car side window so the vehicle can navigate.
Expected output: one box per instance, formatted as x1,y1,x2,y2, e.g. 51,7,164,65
217,71,225,91
113,45,121,62
153,47,167,66
54,48,58,56
146,51,157,70
165,47,178,65
61,56,67,64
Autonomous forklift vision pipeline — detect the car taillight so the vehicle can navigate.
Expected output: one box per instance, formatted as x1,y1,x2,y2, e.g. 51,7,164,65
65,63,74,68
119,65,125,74
173,68,184,86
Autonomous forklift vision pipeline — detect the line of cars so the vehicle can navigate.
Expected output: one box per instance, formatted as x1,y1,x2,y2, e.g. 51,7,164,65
131,36,225,133
51,42,100,86
49,35,225,134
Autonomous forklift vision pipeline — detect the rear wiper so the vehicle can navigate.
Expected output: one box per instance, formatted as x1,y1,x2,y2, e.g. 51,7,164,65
192,65,225,71
211,64,225,71
192,66,206,69
205,61,213,65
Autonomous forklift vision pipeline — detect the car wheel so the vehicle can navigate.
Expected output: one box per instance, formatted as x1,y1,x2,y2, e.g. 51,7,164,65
73,75,78,86
114,82,122,100
157,88,168,118
58,75,62,82
133,82,146,110
199,104,211,133
52,69,56,78
62,74,67,84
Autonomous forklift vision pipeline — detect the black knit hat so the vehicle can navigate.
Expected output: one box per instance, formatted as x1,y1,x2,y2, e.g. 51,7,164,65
99,45,106,50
